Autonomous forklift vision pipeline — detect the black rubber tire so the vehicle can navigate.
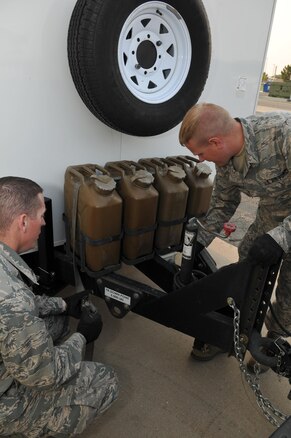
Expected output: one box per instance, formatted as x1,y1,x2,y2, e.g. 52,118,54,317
67,0,211,136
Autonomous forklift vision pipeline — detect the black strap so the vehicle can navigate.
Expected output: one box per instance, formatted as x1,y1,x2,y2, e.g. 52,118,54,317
123,223,157,236
158,216,187,227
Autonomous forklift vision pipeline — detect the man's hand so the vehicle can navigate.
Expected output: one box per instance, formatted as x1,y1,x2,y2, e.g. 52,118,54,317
77,306,103,344
64,290,90,319
247,234,283,266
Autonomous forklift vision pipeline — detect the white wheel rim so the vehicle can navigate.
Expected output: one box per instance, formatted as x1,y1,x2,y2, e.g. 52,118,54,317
118,1,192,104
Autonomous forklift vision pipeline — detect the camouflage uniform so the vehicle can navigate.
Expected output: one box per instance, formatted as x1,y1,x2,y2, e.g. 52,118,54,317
198,111,291,335
0,242,118,437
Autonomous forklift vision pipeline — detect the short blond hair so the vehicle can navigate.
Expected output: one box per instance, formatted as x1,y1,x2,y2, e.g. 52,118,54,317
179,103,235,146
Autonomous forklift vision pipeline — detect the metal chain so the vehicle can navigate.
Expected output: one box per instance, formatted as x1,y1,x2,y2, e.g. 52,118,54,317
227,297,288,428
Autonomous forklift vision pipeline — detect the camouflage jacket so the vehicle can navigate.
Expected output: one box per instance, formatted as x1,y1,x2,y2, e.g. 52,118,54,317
198,112,291,250
0,242,86,398
268,215,291,253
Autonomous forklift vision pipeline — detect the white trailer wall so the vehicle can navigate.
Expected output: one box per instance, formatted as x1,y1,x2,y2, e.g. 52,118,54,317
0,0,276,244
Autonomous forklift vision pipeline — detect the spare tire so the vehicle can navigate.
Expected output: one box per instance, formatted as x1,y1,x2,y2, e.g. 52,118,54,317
67,0,211,136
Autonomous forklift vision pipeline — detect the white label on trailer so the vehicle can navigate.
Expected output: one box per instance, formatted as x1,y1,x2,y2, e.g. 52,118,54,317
105,287,131,305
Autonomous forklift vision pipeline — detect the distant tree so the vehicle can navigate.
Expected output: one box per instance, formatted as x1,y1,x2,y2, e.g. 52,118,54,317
281,64,291,81
262,71,268,82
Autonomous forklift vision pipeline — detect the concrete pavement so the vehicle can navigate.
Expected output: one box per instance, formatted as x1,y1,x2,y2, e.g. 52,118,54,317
257,93,291,113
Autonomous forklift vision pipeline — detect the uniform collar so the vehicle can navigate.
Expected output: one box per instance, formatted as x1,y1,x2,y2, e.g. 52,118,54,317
0,241,38,285
236,117,259,166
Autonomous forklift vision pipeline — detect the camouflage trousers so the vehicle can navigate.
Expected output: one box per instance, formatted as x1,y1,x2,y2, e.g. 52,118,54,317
0,315,119,437
238,201,291,336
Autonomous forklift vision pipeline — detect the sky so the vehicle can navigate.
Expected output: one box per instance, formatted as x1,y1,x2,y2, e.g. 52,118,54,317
264,0,291,77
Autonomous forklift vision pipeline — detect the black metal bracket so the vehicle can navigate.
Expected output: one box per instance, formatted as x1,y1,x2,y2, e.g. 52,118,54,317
97,259,280,357
97,272,165,318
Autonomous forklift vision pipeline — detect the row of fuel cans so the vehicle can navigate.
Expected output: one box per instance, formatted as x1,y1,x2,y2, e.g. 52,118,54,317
64,156,213,276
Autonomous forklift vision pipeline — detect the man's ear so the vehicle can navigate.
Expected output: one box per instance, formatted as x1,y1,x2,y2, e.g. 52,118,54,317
208,136,223,149
18,214,28,232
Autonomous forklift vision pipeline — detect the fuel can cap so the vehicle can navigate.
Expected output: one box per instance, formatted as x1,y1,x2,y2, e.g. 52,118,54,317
223,222,236,237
